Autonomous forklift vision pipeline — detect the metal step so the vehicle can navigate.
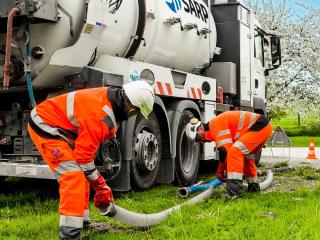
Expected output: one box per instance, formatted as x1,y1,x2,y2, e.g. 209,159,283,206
0,162,55,179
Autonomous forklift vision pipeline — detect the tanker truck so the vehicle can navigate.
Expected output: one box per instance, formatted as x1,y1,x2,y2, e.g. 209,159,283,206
0,0,281,191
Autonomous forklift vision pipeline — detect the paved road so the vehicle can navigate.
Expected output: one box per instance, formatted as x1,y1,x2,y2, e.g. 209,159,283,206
261,147,320,169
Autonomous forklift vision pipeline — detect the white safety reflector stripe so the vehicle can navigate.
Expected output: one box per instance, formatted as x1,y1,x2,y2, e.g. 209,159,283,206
102,105,117,129
245,154,255,159
79,162,96,172
60,215,83,228
238,111,246,131
235,132,240,140
31,109,61,136
53,161,82,181
233,141,250,155
247,177,258,183
86,169,99,181
227,172,243,180
217,138,233,147
216,129,231,138
248,113,257,128
67,92,80,128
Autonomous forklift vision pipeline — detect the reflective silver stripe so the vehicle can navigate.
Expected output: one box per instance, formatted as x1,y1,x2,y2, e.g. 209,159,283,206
60,215,83,228
217,138,233,148
79,162,99,180
238,111,246,130
216,129,231,138
245,154,255,159
235,132,240,140
31,108,61,136
83,210,90,221
86,169,100,181
102,105,117,129
233,141,250,154
227,172,243,180
79,162,96,172
247,177,258,183
53,161,82,181
67,92,80,128
248,113,257,128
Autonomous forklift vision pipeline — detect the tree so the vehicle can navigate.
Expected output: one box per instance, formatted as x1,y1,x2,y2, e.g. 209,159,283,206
247,0,320,116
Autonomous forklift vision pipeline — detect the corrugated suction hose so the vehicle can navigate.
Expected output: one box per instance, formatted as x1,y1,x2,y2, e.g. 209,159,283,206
101,170,273,227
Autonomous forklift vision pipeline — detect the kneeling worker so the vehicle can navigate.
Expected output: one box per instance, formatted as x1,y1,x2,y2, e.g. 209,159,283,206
186,111,272,198
28,81,155,240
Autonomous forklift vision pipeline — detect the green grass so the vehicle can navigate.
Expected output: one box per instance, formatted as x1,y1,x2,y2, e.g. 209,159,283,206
272,161,289,168
289,136,320,147
1,172,320,240
270,113,320,147
271,114,320,137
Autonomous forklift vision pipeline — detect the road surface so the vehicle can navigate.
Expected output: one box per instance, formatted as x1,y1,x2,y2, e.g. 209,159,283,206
261,147,320,169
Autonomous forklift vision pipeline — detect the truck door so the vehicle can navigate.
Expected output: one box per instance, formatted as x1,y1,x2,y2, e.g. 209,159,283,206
253,30,266,102
239,9,252,107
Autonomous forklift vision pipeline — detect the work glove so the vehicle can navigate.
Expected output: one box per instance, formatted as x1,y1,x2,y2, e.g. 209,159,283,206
247,182,260,193
216,162,226,182
185,118,202,141
90,174,114,209
216,149,227,181
226,179,244,197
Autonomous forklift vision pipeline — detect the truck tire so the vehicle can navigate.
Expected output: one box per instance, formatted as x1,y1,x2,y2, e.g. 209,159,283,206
175,110,200,186
130,113,161,190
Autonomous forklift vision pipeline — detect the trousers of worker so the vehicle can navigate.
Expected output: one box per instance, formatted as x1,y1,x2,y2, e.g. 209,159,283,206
28,126,90,232
226,124,272,182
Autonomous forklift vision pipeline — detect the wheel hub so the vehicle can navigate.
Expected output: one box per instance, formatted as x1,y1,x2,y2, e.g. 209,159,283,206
181,130,197,173
135,130,159,172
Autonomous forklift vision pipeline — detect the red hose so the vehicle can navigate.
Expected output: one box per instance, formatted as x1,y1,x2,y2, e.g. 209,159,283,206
3,8,19,90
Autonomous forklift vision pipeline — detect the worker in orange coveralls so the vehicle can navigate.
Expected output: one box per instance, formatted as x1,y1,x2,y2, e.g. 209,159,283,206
186,111,272,198
28,81,155,240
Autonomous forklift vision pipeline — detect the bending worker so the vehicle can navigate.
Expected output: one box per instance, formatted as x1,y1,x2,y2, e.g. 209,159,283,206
28,81,155,240
186,111,272,198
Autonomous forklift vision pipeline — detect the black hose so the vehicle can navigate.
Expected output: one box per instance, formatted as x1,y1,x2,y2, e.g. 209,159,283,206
124,0,146,58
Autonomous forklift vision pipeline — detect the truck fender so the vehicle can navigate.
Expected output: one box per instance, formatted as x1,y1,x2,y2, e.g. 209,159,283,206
153,97,174,184
253,97,266,116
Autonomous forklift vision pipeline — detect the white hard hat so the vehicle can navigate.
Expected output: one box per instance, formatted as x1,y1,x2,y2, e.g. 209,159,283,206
123,81,155,119
186,118,201,140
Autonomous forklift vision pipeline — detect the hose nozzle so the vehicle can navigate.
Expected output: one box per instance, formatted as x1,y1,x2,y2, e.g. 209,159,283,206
99,203,117,217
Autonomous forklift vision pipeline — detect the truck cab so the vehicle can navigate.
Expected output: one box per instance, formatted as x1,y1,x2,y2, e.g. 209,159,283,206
205,0,281,115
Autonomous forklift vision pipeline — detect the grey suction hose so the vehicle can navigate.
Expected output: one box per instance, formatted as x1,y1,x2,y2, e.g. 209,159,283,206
101,186,219,227
257,170,273,191
101,171,273,227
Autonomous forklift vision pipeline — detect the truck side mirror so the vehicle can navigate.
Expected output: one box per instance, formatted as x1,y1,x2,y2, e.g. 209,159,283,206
265,36,281,76
270,36,281,68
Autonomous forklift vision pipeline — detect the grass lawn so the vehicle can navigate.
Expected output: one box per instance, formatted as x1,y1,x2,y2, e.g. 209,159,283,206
271,113,320,147
1,167,320,240
289,136,320,147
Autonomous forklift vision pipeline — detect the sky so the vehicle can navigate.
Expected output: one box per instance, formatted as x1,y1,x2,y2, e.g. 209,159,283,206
274,0,320,15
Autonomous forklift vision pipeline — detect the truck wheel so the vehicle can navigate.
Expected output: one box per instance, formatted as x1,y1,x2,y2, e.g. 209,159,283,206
254,149,262,166
175,110,200,186
131,113,161,190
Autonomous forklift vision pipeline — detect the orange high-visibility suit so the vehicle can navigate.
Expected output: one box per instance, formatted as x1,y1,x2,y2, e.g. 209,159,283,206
203,111,272,195
28,87,116,239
